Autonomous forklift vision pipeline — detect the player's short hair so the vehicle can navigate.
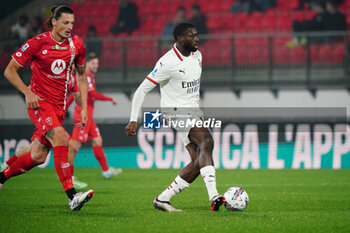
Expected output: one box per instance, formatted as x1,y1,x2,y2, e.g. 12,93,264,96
177,6,186,12
46,5,74,29
173,23,196,41
86,52,98,63
191,4,201,11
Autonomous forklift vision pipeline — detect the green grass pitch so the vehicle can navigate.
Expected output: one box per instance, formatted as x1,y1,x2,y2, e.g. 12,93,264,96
0,168,349,233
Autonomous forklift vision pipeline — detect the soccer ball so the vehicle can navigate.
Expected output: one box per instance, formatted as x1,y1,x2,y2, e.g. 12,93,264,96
223,187,249,211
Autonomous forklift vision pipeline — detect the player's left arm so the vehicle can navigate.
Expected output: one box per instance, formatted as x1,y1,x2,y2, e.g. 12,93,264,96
76,64,88,127
72,93,81,106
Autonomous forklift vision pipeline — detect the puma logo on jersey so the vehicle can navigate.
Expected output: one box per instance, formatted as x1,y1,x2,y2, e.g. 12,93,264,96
179,69,185,74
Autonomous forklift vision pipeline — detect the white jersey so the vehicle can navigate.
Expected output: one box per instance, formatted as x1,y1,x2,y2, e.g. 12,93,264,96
147,45,202,108
129,45,202,122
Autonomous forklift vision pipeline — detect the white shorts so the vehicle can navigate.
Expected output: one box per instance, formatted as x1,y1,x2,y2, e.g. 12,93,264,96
162,108,204,146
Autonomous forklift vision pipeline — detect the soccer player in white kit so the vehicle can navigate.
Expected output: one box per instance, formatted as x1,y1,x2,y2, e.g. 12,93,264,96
125,23,223,211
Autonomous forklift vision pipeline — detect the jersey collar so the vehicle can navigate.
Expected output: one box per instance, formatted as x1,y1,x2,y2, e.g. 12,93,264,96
173,44,183,61
49,31,67,44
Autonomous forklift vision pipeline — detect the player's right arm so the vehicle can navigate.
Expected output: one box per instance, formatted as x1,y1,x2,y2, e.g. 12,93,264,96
125,79,157,136
125,57,172,136
4,59,42,109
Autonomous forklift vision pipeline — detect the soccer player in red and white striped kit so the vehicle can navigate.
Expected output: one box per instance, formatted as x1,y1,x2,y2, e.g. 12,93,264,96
0,6,94,211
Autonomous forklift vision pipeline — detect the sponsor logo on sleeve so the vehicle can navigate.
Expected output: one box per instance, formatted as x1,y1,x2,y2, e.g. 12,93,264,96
21,43,29,52
16,52,22,57
150,68,158,78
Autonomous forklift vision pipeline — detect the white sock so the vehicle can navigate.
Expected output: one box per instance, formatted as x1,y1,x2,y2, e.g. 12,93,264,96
158,175,190,202
200,165,219,201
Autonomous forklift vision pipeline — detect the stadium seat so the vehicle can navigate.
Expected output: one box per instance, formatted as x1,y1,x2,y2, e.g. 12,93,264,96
224,14,236,31
207,15,224,33
68,0,348,69
333,44,345,63
277,0,298,10
305,10,317,20
234,12,249,32
261,12,276,32
346,13,350,28
290,46,307,64
318,44,345,63
105,3,118,16
273,46,290,64
309,45,320,63
291,11,304,22
276,13,292,32
207,1,223,13
247,12,263,31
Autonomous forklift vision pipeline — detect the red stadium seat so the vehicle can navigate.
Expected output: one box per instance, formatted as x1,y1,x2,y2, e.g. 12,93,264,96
318,45,334,63
309,45,320,63
261,12,276,32
276,13,292,32
246,12,263,31
234,48,250,65
305,10,317,20
290,46,306,64
333,44,345,63
207,15,224,33
207,1,221,13
224,14,236,31
273,46,290,64
234,12,249,32
291,11,304,22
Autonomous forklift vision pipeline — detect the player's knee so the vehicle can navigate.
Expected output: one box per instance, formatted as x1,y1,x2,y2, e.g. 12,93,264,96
92,137,103,146
69,140,81,152
200,137,214,152
31,152,47,164
52,128,69,145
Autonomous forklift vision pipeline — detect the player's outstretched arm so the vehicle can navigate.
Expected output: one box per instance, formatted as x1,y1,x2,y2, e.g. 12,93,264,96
4,59,43,109
89,90,118,105
111,98,118,105
125,79,157,136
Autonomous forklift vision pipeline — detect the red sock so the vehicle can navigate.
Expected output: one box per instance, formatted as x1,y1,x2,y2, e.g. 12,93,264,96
3,153,36,179
6,153,20,166
53,146,74,191
93,146,109,172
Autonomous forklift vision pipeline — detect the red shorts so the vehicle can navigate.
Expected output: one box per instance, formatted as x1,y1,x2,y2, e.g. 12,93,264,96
28,101,66,148
72,107,100,143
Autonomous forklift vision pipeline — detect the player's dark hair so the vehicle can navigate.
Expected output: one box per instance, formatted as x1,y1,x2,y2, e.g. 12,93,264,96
177,6,186,12
173,23,195,41
191,4,201,11
46,5,74,29
86,52,98,62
